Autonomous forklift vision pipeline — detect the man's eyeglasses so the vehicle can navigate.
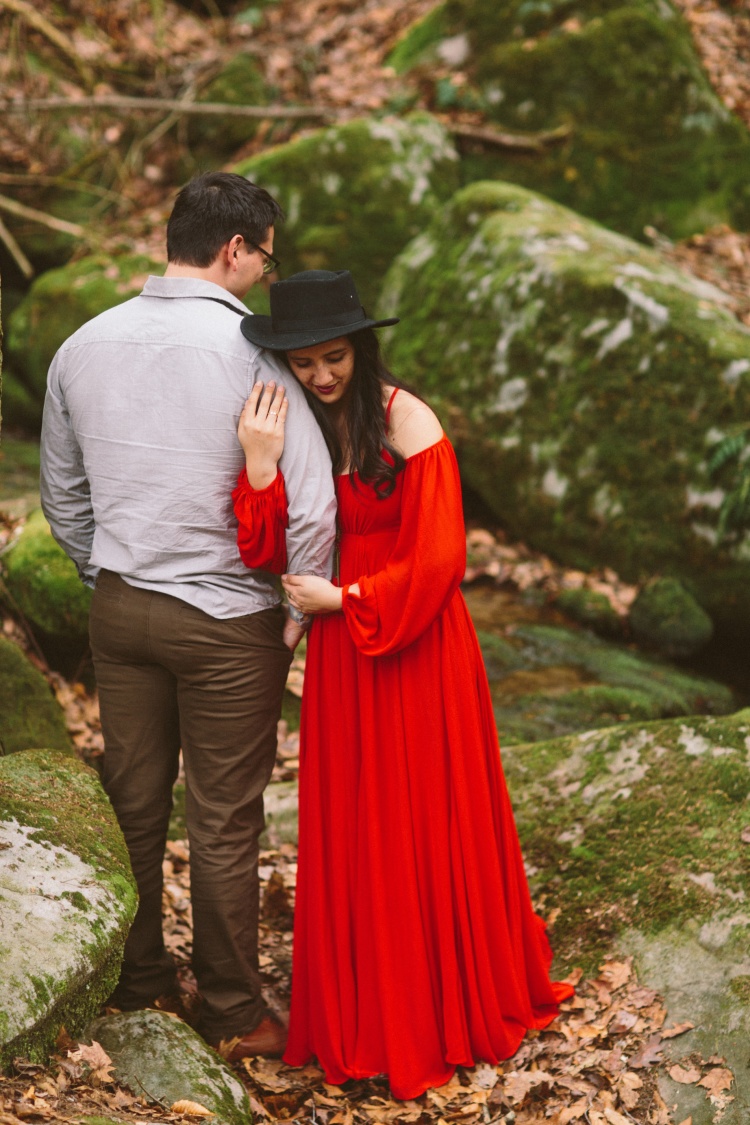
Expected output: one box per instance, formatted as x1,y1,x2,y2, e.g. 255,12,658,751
247,240,280,275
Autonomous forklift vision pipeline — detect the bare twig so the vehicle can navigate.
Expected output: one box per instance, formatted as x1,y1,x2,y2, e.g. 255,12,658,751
451,122,572,152
0,0,96,89
2,95,337,120
0,193,90,240
0,173,129,208
0,214,33,279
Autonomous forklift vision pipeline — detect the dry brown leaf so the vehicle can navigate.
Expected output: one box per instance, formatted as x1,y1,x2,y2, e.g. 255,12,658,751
668,1064,701,1084
597,959,632,991
557,1103,588,1124
675,1118,692,1125
603,1108,630,1125
608,1009,638,1034
171,1100,216,1117
661,1021,695,1039
628,1034,663,1068
698,1067,734,1096
66,1041,115,1084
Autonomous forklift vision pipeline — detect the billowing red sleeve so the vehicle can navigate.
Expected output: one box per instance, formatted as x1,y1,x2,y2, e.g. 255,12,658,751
341,438,466,656
232,467,288,574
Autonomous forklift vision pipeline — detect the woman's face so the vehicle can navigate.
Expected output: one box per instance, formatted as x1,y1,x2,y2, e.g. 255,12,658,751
286,336,355,405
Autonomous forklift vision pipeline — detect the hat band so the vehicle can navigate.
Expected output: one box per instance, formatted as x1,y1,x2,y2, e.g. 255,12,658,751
271,307,367,333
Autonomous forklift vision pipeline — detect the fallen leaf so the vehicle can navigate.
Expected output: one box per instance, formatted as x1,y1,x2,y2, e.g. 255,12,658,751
608,1009,638,1034
171,1100,215,1117
668,1064,701,1084
675,1118,692,1125
661,1021,695,1039
628,1034,663,1068
604,1108,631,1125
597,959,632,991
698,1067,734,1096
66,1041,115,1084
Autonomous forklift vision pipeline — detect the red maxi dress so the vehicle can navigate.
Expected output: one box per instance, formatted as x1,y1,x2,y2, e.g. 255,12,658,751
232,409,573,1100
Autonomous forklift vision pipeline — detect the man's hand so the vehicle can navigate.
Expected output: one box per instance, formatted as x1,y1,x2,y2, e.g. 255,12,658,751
282,574,344,614
283,613,307,652
238,381,287,490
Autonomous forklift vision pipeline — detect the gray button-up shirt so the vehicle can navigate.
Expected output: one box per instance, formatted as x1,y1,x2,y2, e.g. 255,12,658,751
40,275,337,619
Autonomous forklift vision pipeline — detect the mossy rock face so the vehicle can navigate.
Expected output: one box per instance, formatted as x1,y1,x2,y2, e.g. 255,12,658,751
554,587,623,639
466,585,733,745
0,749,137,1070
1,371,44,433
502,709,750,971
391,0,750,240
86,1010,250,1125
235,113,460,309
630,576,714,658
3,509,92,643
379,181,750,635
6,254,160,413
0,636,72,756
189,50,273,158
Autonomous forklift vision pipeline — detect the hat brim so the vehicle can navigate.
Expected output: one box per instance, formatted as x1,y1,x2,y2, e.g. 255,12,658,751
240,314,400,351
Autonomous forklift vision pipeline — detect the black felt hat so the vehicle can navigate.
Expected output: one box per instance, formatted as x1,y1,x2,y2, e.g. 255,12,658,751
240,269,399,350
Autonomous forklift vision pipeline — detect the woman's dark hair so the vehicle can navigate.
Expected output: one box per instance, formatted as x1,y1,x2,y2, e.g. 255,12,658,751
167,172,284,267
280,328,410,498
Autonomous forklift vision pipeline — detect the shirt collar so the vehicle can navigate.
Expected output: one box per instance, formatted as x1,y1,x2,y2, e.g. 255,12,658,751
141,275,250,315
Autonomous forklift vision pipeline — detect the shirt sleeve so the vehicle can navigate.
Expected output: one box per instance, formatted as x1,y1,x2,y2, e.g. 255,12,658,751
232,467,288,574
251,353,337,578
341,438,466,656
39,348,98,588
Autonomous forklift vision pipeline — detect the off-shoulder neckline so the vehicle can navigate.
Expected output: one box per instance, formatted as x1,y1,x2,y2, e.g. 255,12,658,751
335,433,448,477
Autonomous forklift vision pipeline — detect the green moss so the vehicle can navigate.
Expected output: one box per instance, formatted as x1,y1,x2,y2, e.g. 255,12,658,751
555,588,623,638
0,436,41,502
3,509,92,640
476,618,733,745
189,51,273,158
395,0,750,239
6,253,161,410
729,976,750,1002
502,710,750,970
388,5,451,72
0,636,72,755
380,180,750,637
235,113,460,310
630,576,714,658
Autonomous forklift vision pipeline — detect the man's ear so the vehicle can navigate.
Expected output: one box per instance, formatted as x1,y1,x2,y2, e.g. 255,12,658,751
227,234,243,266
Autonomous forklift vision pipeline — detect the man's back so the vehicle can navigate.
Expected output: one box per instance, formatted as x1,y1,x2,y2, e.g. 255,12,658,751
41,275,334,618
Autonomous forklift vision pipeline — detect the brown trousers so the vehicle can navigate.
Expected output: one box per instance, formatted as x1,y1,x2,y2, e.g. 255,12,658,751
89,570,292,1039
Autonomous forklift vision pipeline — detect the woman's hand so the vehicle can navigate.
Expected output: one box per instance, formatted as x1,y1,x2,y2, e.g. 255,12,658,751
282,574,343,614
238,381,288,490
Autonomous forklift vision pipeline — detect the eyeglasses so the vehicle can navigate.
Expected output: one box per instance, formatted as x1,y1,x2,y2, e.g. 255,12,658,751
247,240,280,275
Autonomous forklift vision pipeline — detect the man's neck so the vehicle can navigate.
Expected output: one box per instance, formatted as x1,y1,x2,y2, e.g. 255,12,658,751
164,261,242,298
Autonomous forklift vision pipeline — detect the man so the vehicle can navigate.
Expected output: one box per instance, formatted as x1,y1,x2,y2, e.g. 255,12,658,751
40,172,336,1059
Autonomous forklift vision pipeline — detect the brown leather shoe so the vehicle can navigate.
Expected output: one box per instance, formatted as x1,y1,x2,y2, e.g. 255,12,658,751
210,1015,287,1061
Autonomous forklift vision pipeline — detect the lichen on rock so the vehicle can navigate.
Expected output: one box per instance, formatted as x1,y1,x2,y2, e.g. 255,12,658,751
379,180,750,634
390,0,750,240
0,750,136,1070
0,636,72,756
235,113,460,310
86,1010,250,1125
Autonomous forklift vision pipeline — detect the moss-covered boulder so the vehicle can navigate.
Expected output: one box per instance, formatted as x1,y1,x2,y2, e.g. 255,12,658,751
379,181,750,634
3,509,92,645
5,254,160,423
86,1010,250,1125
503,710,750,1124
554,587,623,639
390,0,750,240
0,636,72,756
189,50,274,158
630,576,714,658
235,113,460,309
0,750,137,1069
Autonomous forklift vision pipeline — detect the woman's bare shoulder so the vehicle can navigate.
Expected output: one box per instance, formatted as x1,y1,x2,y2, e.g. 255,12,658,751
387,388,444,458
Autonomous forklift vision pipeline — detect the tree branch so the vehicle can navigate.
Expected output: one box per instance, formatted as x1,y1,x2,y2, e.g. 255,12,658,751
0,193,90,240
0,0,96,90
0,213,34,279
450,122,572,153
2,95,337,120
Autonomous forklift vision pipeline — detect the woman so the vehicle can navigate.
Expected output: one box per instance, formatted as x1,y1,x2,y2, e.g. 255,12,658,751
232,269,572,1099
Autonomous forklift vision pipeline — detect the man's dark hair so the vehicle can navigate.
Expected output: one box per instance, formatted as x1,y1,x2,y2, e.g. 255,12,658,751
166,172,284,267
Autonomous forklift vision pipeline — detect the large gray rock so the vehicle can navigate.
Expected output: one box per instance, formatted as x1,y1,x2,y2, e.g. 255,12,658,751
87,1010,251,1125
235,113,460,310
0,750,137,1069
500,709,750,1122
389,0,750,241
379,180,750,635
